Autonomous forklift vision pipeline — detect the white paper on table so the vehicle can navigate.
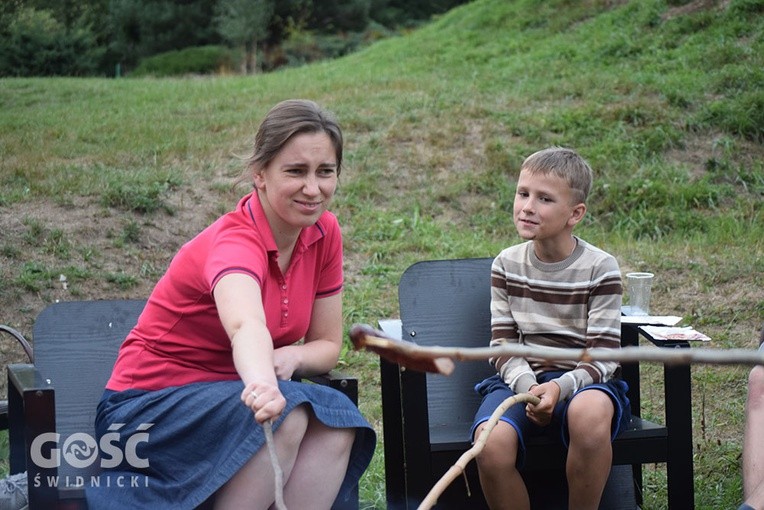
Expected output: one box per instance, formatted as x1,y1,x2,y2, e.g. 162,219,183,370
640,325,711,342
621,315,683,326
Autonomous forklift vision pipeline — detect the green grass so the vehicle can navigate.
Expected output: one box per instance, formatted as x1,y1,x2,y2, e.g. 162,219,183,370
0,431,7,477
1,0,763,508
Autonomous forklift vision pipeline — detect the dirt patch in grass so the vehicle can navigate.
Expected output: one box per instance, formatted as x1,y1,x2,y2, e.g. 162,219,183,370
0,183,230,394
662,0,732,21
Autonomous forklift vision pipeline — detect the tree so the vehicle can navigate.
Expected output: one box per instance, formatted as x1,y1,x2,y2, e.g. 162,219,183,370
215,0,275,74
12,0,109,31
0,7,103,76
107,0,220,73
370,0,470,27
309,0,371,33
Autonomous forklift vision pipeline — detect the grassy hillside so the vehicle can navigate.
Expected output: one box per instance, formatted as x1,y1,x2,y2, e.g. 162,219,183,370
1,0,762,508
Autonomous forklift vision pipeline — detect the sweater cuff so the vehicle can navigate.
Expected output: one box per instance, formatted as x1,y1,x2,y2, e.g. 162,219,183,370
554,374,575,401
514,373,538,394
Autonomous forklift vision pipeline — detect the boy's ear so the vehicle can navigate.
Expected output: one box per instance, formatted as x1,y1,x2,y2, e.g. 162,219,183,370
568,202,587,226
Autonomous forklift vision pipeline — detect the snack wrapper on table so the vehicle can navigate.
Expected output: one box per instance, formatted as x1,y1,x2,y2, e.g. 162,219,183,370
640,325,711,342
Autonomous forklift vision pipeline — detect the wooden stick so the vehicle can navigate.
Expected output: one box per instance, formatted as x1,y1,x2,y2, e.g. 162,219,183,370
349,324,456,375
263,420,287,510
348,324,764,374
418,393,541,510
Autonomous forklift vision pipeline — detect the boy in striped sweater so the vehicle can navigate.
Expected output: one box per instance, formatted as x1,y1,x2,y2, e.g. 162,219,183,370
471,147,630,510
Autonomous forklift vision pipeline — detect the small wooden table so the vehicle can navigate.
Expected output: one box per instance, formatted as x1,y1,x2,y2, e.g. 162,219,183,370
621,317,695,509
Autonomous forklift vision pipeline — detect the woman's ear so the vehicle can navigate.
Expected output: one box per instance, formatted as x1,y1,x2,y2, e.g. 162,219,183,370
253,167,266,191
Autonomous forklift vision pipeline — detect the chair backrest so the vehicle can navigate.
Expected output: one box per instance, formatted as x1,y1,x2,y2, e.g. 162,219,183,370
32,299,146,481
398,258,495,441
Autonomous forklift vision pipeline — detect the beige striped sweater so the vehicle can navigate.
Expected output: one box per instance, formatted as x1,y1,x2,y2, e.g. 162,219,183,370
490,237,623,401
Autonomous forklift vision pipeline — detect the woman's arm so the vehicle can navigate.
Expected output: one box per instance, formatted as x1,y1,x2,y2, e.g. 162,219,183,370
214,272,285,423
273,292,343,379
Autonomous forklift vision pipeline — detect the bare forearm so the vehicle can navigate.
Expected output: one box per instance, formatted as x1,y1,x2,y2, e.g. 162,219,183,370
279,339,341,378
231,322,278,386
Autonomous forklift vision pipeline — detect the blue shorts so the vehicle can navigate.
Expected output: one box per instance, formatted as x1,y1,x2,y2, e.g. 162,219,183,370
471,371,631,468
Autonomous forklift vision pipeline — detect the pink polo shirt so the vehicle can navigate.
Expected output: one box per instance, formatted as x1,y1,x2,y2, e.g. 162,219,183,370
106,192,344,391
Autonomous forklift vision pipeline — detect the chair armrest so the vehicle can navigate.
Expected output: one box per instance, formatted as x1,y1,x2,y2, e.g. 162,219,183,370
378,319,403,340
7,363,59,506
300,370,358,406
377,319,407,507
8,363,49,392
8,364,56,472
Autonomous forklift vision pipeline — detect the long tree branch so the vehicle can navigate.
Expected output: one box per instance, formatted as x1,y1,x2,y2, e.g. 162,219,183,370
348,324,764,376
418,393,541,510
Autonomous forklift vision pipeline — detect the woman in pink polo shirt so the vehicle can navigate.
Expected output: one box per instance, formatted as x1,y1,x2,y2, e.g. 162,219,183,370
88,99,375,509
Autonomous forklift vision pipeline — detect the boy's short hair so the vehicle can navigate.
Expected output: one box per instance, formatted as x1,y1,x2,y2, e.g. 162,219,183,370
521,147,593,204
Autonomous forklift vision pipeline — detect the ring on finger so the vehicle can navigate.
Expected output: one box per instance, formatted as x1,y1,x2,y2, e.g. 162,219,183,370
250,391,258,399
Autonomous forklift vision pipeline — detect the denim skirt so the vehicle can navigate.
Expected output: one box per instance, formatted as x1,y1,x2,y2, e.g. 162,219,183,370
85,379,376,509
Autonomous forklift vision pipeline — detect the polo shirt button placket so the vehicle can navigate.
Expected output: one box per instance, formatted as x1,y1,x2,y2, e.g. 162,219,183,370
280,281,289,324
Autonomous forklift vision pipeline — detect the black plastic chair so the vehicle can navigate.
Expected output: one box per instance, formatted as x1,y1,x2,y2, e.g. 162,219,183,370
379,258,694,509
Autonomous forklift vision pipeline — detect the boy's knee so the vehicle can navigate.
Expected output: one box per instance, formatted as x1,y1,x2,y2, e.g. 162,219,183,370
476,422,520,471
750,366,764,395
568,392,613,423
567,394,613,441
748,366,764,412
477,447,518,474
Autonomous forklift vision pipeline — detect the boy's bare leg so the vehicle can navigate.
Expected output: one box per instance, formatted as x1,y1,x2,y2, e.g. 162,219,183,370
743,365,764,509
565,390,614,510
475,420,530,510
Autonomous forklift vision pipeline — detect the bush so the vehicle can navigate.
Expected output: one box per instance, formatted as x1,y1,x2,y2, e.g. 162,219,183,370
276,22,393,69
131,45,241,77
0,7,103,77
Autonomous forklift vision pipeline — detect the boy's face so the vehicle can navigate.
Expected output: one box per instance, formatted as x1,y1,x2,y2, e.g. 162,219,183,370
513,168,586,243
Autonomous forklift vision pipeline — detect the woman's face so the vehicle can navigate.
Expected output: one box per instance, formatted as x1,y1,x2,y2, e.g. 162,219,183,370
254,131,338,235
